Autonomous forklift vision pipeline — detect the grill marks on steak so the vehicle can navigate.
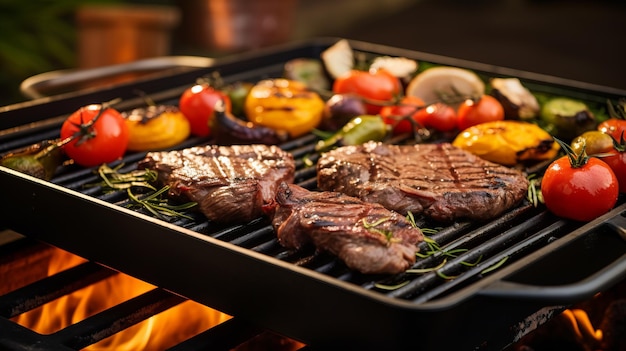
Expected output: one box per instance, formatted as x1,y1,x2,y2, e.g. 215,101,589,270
138,144,295,224
317,141,529,223
267,182,423,275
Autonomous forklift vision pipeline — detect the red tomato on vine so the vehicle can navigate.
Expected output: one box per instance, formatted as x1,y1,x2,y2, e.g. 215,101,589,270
457,95,504,131
541,140,619,222
179,83,231,137
599,98,626,141
602,150,626,193
601,133,626,193
414,103,458,132
333,68,402,115
60,103,129,167
599,119,626,141
379,96,424,134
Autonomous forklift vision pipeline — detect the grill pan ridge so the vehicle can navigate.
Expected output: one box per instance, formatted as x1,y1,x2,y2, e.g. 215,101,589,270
1,38,626,350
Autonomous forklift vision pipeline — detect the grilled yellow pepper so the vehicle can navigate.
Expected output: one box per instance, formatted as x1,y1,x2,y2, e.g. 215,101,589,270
124,105,190,151
452,120,559,166
244,78,325,138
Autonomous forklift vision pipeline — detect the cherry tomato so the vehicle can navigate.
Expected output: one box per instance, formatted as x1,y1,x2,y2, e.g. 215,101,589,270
60,104,129,167
414,103,458,132
570,130,613,156
598,119,626,142
457,95,505,131
541,156,618,221
379,96,424,134
333,68,402,115
179,83,231,137
602,147,626,193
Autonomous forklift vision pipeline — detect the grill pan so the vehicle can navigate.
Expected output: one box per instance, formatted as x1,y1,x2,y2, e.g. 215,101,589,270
1,38,626,350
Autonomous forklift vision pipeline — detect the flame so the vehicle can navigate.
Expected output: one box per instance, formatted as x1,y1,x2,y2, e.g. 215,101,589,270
561,308,603,346
14,247,231,350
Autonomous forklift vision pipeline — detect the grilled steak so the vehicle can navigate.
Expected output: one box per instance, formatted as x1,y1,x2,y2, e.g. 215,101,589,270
317,141,529,223
138,144,295,224
266,182,423,275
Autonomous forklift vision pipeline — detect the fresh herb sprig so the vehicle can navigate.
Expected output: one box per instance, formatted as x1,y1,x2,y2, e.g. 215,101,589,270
399,212,484,279
126,186,197,220
90,163,197,220
88,163,158,192
362,217,397,243
526,173,544,207
406,212,472,263
481,256,509,275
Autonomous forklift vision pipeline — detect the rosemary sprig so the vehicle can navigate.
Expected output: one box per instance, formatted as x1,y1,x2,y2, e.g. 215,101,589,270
89,163,196,220
526,174,544,207
374,280,410,291
459,255,483,267
363,217,391,228
405,211,418,228
87,163,158,192
405,258,447,274
405,211,484,280
373,210,508,290
436,271,459,280
362,217,396,243
126,186,197,220
481,256,509,275
302,154,314,167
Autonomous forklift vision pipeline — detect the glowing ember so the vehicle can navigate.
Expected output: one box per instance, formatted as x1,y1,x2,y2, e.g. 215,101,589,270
512,283,626,351
13,247,230,350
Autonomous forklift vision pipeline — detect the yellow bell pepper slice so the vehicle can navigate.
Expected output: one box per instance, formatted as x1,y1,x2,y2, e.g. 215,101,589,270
125,107,190,151
244,78,325,138
452,120,559,166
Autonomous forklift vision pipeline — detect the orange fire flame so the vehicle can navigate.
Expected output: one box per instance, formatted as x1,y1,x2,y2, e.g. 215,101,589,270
14,247,231,350
561,308,603,347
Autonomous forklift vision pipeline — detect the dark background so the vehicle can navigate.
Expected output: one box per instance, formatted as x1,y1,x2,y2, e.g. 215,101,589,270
307,0,626,92
1,0,625,108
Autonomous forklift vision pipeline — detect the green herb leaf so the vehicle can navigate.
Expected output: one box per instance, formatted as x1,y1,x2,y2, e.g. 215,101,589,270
481,256,509,275
436,271,458,280
126,186,197,220
87,163,158,192
374,280,410,290
362,217,396,242
526,173,544,207
405,258,447,274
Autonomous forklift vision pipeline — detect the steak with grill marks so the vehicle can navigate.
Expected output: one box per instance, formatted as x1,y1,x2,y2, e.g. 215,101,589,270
138,144,295,224
266,182,423,275
317,141,529,223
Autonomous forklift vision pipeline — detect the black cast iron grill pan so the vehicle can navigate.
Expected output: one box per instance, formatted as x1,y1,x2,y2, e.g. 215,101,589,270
1,38,625,350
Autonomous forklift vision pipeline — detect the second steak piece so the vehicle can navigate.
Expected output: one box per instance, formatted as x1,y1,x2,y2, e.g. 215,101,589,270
317,141,529,223
267,182,423,275
138,144,295,224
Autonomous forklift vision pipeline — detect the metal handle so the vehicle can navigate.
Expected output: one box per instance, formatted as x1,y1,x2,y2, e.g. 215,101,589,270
478,213,626,304
20,56,214,99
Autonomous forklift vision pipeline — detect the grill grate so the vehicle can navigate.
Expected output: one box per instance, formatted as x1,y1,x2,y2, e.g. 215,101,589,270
7,117,605,306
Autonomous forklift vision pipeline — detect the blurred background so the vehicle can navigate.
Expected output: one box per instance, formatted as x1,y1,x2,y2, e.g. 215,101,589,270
1,0,625,107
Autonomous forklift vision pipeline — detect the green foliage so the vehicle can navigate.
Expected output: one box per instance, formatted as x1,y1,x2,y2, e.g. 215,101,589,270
0,0,122,105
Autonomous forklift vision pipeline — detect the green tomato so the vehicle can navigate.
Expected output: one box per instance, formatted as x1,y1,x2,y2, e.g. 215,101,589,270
570,130,614,156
